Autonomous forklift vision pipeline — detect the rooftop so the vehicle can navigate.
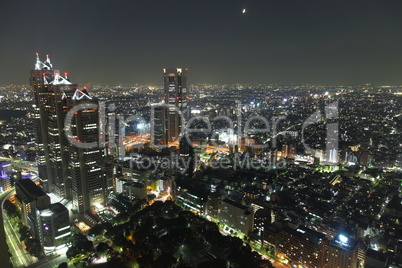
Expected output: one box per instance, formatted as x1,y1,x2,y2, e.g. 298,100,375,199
330,233,358,251
16,178,47,198
283,225,327,245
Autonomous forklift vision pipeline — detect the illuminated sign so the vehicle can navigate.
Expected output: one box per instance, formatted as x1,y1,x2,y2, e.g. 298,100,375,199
335,234,351,247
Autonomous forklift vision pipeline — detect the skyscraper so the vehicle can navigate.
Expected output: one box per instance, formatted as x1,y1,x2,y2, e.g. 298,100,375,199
30,54,73,197
66,88,111,213
31,54,112,214
151,68,189,147
163,68,189,141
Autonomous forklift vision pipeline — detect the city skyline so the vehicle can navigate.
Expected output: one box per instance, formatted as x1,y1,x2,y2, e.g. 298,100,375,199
1,1,402,267
1,0,402,85
0,55,401,267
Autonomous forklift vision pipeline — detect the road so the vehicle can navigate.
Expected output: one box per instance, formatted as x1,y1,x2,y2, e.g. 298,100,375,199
0,189,13,268
0,157,38,173
28,247,69,268
1,189,36,267
124,133,150,149
218,225,289,268
4,212,37,267
123,134,233,154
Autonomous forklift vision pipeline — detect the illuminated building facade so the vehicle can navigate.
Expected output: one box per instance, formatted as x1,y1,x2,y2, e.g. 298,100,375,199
31,54,112,214
36,203,70,250
122,181,147,200
176,185,207,215
253,209,272,236
0,161,12,192
66,88,111,213
277,226,328,268
163,67,189,141
30,54,73,197
281,142,297,159
327,234,358,268
151,103,168,146
15,178,51,227
206,192,222,218
218,199,254,235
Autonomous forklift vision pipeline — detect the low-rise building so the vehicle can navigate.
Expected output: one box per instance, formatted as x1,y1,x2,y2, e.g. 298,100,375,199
15,178,51,226
36,203,70,251
218,198,254,235
123,181,147,200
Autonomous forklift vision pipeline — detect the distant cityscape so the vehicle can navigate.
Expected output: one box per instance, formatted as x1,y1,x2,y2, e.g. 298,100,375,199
0,54,401,268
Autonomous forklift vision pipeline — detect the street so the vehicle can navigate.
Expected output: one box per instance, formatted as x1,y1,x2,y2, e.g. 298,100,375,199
0,190,13,268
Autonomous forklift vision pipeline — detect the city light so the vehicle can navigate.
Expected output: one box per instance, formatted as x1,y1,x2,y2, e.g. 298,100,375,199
339,234,348,244
0,2,401,267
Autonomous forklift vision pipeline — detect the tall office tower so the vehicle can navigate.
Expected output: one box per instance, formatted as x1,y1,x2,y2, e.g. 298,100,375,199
163,68,189,141
66,88,111,214
31,54,111,214
30,54,73,197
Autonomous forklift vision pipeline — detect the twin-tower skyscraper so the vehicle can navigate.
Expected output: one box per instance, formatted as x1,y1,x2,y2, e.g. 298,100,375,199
31,54,112,215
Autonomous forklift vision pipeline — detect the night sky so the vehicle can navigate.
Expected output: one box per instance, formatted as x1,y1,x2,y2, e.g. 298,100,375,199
1,0,402,85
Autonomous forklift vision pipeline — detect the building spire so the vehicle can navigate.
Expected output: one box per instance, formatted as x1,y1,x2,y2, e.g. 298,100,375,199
35,53,41,70
34,53,53,70
45,54,53,69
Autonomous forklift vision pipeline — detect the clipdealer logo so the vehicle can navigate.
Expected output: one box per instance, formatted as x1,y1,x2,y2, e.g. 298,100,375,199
64,101,339,168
